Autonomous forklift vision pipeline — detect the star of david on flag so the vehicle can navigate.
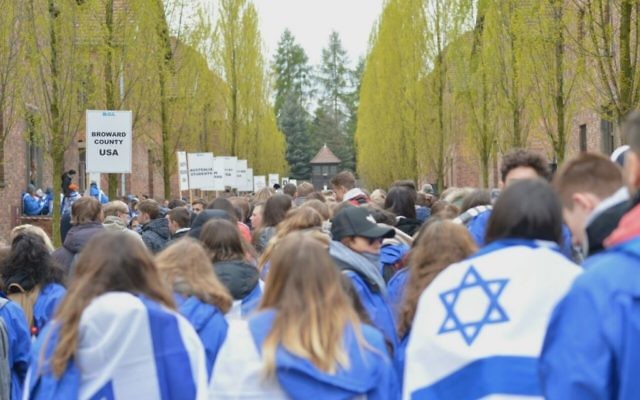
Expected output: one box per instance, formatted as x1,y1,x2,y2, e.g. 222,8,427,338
438,266,509,345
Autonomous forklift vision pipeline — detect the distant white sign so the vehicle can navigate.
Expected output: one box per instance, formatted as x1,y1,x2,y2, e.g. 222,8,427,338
86,110,132,173
268,174,280,188
177,151,189,191
254,175,266,192
187,152,214,190
236,160,249,191
220,156,238,188
212,157,225,191
282,177,290,186
289,179,298,186
243,168,254,192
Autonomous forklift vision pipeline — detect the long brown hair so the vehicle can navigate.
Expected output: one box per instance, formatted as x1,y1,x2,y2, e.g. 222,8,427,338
45,231,174,377
397,219,477,338
259,233,366,376
156,238,232,313
200,219,246,263
258,207,324,269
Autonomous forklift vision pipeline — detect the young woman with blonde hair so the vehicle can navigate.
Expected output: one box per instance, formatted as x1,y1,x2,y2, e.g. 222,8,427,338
156,238,233,377
211,233,397,398
23,231,208,399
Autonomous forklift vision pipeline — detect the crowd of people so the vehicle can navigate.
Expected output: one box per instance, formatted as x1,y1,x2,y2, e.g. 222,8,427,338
5,114,640,399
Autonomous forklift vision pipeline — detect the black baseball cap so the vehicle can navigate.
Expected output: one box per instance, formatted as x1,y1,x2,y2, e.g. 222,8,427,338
331,207,396,241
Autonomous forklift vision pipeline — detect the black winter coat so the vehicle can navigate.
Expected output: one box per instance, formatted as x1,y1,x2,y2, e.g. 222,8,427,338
141,218,171,253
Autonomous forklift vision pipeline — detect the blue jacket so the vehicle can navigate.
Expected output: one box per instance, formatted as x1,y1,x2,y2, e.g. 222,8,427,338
89,185,109,204
330,241,398,350
22,193,45,216
0,297,30,400
249,310,399,400
387,267,409,317
174,293,228,378
540,236,640,399
466,209,574,259
33,284,66,336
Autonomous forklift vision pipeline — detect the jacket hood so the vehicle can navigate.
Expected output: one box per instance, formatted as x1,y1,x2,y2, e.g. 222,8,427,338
142,218,171,240
63,222,104,253
103,216,127,230
213,260,259,300
174,294,222,332
248,310,389,398
329,241,387,296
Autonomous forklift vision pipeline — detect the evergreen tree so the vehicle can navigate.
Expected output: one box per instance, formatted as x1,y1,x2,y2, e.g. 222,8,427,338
272,29,312,117
280,93,311,179
315,31,354,171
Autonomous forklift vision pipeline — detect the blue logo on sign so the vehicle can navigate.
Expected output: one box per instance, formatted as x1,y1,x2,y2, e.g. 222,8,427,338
102,111,115,117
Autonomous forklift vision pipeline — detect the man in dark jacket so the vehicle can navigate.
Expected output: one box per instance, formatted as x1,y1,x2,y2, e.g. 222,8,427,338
52,196,104,274
137,199,170,253
166,206,191,245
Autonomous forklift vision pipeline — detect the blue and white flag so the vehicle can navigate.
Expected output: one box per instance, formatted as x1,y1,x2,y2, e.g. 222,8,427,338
403,240,581,400
24,292,209,400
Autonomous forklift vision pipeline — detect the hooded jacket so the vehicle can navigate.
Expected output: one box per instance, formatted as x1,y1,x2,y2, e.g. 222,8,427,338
210,310,398,399
33,284,66,337
329,241,398,350
174,294,228,378
140,218,171,254
103,216,143,244
541,199,640,399
213,260,262,318
52,222,104,273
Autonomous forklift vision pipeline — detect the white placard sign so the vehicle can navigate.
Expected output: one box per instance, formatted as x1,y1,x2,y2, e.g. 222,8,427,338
177,151,189,191
254,175,266,192
212,157,225,191
220,156,237,188
86,110,132,173
282,177,290,186
243,168,254,192
268,174,280,188
236,160,248,191
289,179,297,186
187,152,214,190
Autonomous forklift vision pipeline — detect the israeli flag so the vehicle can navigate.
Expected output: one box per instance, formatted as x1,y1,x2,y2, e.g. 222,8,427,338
24,292,209,400
403,241,581,399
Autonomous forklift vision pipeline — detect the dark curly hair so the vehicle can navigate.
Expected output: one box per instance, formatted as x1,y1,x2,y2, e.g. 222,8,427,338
500,149,550,182
1,233,65,292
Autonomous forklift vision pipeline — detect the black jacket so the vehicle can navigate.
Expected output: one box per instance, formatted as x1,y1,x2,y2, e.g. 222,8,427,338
395,217,422,237
586,200,631,256
213,260,259,300
52,222,104,273
141,218,171,253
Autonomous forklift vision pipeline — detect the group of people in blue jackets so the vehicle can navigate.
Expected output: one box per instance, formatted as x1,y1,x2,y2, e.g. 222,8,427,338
5,112,640,399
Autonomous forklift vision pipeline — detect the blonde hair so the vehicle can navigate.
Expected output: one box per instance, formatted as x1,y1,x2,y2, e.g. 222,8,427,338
10,224,54,252
259,233,367,376
155,238,232,313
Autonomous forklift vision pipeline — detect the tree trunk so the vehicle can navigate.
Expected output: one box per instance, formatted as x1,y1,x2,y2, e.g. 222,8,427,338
105,0,118,198
618,0,633,142
48,0,63,246
554,0,566,163
155,0,173,198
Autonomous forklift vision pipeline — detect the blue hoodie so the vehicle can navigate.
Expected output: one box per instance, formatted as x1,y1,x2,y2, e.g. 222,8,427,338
22,193,45,216
89,184,109,204
174,293,228,377
0,297,30,400
466,209,574,259
33,284,66,336
540,234,640,399
248,310,399,400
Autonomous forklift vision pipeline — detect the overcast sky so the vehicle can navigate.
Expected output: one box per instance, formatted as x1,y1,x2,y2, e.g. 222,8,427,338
249,0,384,66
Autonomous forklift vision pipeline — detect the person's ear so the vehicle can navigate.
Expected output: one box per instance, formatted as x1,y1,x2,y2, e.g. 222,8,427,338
571,193,597,212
